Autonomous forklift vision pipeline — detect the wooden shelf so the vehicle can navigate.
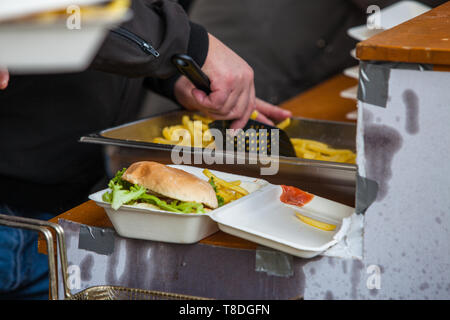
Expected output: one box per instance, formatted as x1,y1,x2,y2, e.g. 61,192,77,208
282,74,357,122
356,2,450,67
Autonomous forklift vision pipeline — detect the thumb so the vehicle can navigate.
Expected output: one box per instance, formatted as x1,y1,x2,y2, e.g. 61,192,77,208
192,88,209,106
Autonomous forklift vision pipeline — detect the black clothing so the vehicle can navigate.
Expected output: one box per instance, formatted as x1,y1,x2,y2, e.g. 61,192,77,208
178,0,195,12
189,0,446,105
0,0,209,214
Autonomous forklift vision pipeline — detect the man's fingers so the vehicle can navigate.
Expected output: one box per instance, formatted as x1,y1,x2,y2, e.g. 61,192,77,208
218,87,242,116
255,112,275,126
193,87,233,116
0,69,9,90
229,97,254,130
255,98,292,122
227,80,255,129
229,113,250,130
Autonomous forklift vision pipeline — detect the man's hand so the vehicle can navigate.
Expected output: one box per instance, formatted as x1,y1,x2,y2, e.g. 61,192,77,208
174,33,292,129
174,33,256,130
0,69,9,90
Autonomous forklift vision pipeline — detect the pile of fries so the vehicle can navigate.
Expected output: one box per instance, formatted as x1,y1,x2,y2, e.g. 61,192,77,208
152,113,356,164
152,114,215,149
291,139,356,163
203,169,248,206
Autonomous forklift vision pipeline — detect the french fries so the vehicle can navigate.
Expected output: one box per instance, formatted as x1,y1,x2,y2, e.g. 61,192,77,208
276,117,291,130
152,115,214,148
291,138,356,164
192,114,213,124
202,169,249,206
251,110,291,130
152,114,356,164
295,213,336,231
203,169,249,196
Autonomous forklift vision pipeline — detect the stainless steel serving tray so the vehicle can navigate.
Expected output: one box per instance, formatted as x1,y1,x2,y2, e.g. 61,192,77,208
80,111,357,206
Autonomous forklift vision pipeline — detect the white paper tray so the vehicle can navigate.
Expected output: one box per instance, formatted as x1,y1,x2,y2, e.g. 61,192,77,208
340,85,358,100
0,0,105,21
0,2,130,73
90,165,355,258
343,65,359,79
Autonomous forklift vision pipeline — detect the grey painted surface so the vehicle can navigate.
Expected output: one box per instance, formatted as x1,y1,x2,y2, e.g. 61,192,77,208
59,219,313,300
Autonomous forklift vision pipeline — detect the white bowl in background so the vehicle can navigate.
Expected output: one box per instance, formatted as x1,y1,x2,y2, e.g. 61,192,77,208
347,0,431,41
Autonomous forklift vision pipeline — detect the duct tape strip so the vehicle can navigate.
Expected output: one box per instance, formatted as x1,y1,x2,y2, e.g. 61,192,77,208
357,61,432,108
356,174,379,215
78,225,115,255
255,246,294,277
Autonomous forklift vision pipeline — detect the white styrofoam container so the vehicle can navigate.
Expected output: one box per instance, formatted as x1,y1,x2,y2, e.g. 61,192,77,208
89,166,269,244
90,165,355,258
0,4,131,73
210,185,354,258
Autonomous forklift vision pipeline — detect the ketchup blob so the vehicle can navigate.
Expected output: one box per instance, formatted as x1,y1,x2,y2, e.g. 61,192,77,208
280,185,314,207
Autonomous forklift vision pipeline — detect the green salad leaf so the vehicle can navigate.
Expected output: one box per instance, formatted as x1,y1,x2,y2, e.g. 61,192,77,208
102,168,206,213
209,177,225,207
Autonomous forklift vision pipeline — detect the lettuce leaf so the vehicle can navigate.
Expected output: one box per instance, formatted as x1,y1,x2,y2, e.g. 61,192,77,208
209,178,225,207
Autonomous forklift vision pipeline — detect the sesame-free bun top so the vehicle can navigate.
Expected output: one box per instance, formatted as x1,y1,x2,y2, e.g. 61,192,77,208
122,161,218,209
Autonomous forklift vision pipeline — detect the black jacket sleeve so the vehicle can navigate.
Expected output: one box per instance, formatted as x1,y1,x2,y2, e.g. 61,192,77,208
91,0,209,80
143,21,209,101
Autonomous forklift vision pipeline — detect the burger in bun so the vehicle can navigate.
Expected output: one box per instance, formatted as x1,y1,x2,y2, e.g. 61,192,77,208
102,161,218,213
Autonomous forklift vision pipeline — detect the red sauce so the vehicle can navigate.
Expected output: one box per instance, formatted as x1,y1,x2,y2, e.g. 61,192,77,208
280,185,314,207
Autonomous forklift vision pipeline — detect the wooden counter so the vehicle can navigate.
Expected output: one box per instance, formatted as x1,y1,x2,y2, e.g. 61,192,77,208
356,1,450,69
38,73,357,254
281,74,358,122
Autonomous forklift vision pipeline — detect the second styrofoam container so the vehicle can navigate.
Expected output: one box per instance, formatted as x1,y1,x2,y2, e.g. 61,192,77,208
209,184,354,258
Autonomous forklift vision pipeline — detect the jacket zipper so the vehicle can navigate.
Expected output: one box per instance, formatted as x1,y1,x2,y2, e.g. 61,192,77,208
111,27,160,58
